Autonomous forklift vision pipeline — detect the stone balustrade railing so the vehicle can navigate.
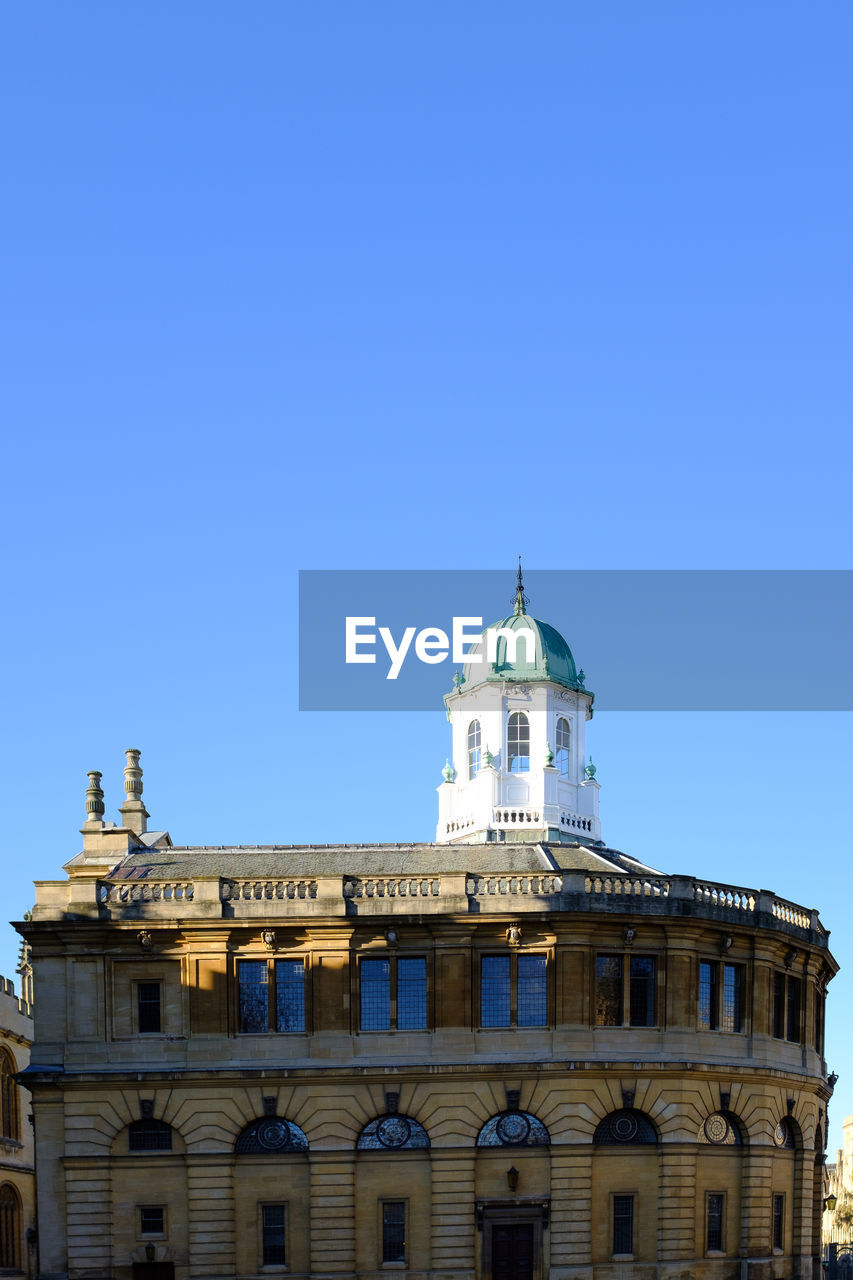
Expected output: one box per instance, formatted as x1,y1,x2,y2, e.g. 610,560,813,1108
344,876,440,899
76,870,824,941
221,879,318,902
466,873,563,897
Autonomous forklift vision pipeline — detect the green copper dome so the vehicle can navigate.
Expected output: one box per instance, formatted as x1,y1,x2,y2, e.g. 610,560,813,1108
460,609,586,693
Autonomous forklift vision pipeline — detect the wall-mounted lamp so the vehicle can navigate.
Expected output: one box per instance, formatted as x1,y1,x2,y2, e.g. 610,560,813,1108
145,1244,156,1261
506,1166,519,1193
824,1194,838,1212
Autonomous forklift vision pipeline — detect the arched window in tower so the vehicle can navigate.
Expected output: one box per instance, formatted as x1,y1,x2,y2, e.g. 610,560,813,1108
0,1053,18,1143
468,720,482,779
507,713,530,773
0,1185,20,1268
555,718,571,778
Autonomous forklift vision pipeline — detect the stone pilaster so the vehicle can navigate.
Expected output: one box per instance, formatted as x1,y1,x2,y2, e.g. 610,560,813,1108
549,1146,592,1277
657,1146,697,1272
66,1158,112,1277
309,1150,356,1275
430,1148,476,1279
187,1158,235,1276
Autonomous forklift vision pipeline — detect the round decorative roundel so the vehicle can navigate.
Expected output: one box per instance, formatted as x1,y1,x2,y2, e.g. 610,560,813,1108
774,1121,789,1148
497,1113,531,1145
704,1113,730,1144
610,1114,639,1142
377,1116,412,1149
257,1119,291,1150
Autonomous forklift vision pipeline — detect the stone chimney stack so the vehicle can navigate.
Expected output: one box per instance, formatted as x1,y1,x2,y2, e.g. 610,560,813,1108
84,771,105,827
118,748,149,835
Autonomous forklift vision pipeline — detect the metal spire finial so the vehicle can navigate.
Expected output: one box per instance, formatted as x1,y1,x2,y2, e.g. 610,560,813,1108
513,555,529,616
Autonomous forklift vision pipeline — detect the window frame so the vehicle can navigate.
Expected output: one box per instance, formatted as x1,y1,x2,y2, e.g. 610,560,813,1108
507,711,530,773
467,719,482,780
698,960,745,1033
595,954,658,1028
705,1192,725,1254
138,1204,166,1239
136,980,162,1035
611,1192,635,1257
237,956,309,1035
0,1052,19,1142
358,953,429,1033
772,972,802,1043
772,1193,784,1251
555,716,571,778
259,1201,287,1268
379,1198,407,1267
479,951,549,1029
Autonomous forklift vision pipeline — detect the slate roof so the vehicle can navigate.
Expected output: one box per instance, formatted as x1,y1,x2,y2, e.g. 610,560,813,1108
108,841,666,880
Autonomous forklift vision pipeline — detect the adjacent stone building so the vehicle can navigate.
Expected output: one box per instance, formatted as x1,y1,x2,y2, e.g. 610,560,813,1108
17,589,838,1280
0,945,36,1274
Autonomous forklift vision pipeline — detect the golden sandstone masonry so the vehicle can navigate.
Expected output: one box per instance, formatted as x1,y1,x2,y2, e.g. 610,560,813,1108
17,599,838,1280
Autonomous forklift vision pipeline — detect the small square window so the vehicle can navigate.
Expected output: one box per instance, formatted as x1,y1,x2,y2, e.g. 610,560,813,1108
139,1205,165,1236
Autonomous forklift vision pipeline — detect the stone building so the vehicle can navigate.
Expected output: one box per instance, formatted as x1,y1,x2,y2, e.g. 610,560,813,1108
18,588,838,1280
0,944,36,1274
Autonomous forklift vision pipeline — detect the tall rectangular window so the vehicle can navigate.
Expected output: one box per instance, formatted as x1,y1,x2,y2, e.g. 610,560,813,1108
481,956,511,1027
360,955,427,1031
596,956,623,1026
773,973,801,1042
612,1195,634,1255
517,954,547,1027
239,960,269,1033
262,1203,286,1265
706,1193,724,1252
239,959,307,1034
629,957,655,1026
597,956,656,1026
815,987,825,1054
397,957,427,1030
700,962,744,1032
772,1194,784,1250
382,1201,406,1263
361,957,391,1030
786,977,801,1042
137,982,162,1034
721,964,743,1032
275,960,306,1032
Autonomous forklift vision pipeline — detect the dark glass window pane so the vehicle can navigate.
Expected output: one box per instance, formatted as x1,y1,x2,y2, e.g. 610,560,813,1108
773,972,785,1039
707,1194,724,1251
397,957,427,1030
262,1203,286,1265
128,1119,172,1151
555,717,571,778
275,960,306,1033
507,713,530,773
361,957,390,1031
629,957,655,1026
517,954,547,1027
786,977,801,1042
238,960,269,1033
613,1195,634,1254
140,1206,164,1234
596,956,623,1026
772,1194,784,1249
722,964,742,1033
698,961,716,1030
382,1201,406,1263
815,988,825,1054
481,956,511,1027
468,720,482,780
137,982,161,1034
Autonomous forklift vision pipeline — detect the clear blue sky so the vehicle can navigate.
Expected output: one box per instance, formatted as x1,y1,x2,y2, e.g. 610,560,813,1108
1,4,851,1147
